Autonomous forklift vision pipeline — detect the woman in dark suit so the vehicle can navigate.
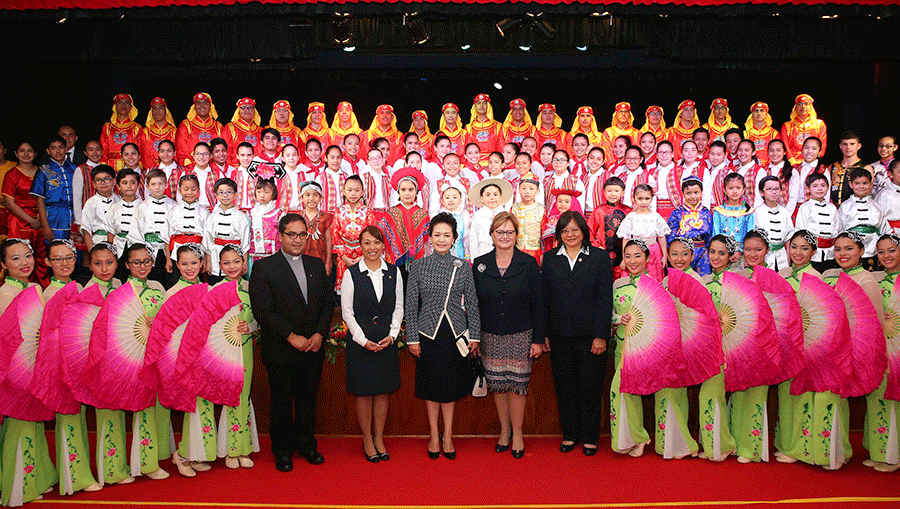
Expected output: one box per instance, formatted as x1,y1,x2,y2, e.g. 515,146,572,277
472,211,544,458
339,225,403,463
541,209,614,456
406,212,480,460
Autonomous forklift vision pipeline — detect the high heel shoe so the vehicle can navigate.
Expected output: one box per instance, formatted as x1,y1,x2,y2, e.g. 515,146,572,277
428,435,440,459
442,434,456,460
559,441,576,453
496,431,512,453
364,449,381,463
375,445,390,461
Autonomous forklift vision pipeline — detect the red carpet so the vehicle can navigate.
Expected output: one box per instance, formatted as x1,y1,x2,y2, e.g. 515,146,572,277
34,433,899,508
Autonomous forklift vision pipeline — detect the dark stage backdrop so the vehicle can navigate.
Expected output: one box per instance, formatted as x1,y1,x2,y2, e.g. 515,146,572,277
2,62,899,164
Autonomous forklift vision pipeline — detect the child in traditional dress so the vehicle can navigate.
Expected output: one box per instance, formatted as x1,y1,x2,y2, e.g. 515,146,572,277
299,181,333,275
119,143,145,198
438,184,469,260
754,139,792,210
463,142,482,176
795,172,839,272
39,239,103,495
509,153,545,206
568,133,590,179
754,176,793,270
0,238,58,506
299,137,325,176
248,178,282,274
870,234,900,472
138,169,176,288
653,142,678,220
107,169,144,282
620,147,655,210
713,173,756,265
431,153,473,217
233,143,257,213
734,139,762,205
513,175,543,263
171,243,217,477
700,235,739,462
470,178,513,259
875,159,900,235
317,145,348,214
774,230,820,464
666,176,712,275
481,151,505,182
360,148,392,219
280,144,306,213
80,164,120,253
333,175,374,290
794,137,827,209
543,149,586,212
588,177,630,278
656,236,703,459
163,174,209,287
617,184,670,281
340,134,364,175
541,188,581,252
202,178,250,285
702,141,729,210
379,167,429,280
837,168,887,271
609,240,653,457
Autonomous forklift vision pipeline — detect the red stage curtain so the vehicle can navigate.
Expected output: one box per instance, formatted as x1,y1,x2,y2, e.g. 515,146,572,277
2,0,898,11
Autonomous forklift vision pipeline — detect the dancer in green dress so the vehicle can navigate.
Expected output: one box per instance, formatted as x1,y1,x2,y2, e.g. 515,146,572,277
609,240,652,457
0,239,57,505
868,234,900,472
42,240,102,495
774,230,820,464
699,235,738,461
656,237,701,459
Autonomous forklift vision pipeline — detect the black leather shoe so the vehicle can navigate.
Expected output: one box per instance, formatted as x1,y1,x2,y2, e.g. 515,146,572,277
582,445,598,456
443,450,456,460
427,449,440,460
275,455,293,472
496,431,512,453
559,442,576,453
365,450,380,463
511,448,525,459
299,449,325,465
375,446,390,462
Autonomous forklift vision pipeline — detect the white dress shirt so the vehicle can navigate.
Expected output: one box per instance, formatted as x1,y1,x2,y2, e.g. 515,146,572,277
340,259,405,346
795,198,840,262
753,203,793,270
163,200,210,260
203,204,251,276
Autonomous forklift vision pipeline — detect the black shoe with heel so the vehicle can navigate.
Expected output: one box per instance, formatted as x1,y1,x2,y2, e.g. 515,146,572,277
495,431,512,453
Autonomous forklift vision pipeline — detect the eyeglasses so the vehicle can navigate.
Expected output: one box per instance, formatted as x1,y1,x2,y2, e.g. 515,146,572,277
625,156,643,161
93,177,114,183
493,230,516,238
552,158,568,163
282,231,310,240
49,256,76,263
216,190,235,196
128,258,154,267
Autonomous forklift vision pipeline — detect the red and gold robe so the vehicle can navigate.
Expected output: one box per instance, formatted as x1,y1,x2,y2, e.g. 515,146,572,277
666,121,698,161
267,122,304,150
141,121,177,169
364,126,404,166
100,119,143,170
176,117,223,167
744,124,780,166
466,118,502,164
500,122,535,147
436,125,474,158
331,203,375,288
781,118,827,165
224,119,262,166
301,125,333,151
535,125,572,153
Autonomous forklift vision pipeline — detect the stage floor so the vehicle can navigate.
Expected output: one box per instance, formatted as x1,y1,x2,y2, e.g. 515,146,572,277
33,433,900,509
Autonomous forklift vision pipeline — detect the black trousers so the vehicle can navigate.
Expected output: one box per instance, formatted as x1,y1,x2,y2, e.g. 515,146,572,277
548,335,608,445
264,353,324,457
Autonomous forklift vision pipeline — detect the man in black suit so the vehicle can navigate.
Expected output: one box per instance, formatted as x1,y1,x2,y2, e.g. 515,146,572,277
249,213,333,472
58,125,86,166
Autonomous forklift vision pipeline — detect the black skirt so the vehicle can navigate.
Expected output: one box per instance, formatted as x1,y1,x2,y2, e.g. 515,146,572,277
415,318,474,403
345,337,401,397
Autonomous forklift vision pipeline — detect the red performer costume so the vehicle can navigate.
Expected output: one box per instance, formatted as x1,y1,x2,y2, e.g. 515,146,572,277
641,105,667,144
100,93,144,171
2,166,48,284
408,110,434,162
379,168,429,267
535,103,572,151
140,97,178,169
666,99,700,161
743,101,780,166
436,102,474,157
501,98,536,146
175,92,223,166
780,94,827,165
600,102,641,167
569,106,602,149
224,97,262,166
301,101,333,151
702,98,739,142
466,93,503,164
266,99,305,149
365,104,404,165
332,203,375,289
330,101,363,149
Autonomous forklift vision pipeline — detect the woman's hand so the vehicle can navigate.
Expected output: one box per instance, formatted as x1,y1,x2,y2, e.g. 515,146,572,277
27,216,41,229
468,342,480,357
341,255,355,266
619,313,632,326
408,343,421,358
530,343,543,359
42,224,54,241
364,340,380,352
543,337,551,352
730,252,741,263
165,259,173,273
377,336,393,349
591,337,607,355
236,320,250,334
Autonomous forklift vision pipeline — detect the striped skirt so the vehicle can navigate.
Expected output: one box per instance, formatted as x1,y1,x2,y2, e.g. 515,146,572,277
481,330,534,395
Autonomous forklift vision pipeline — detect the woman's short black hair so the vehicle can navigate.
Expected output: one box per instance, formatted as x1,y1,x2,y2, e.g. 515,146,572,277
554,210,590,249
428,212,459,241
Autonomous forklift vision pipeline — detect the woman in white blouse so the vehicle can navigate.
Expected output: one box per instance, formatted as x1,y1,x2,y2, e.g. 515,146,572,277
340,225,404,463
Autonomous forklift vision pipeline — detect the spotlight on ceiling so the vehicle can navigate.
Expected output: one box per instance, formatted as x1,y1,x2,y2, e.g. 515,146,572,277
493,82,502,90
342,46,356,53
460,44,471,50
496,18,521,37
332,16,353,45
